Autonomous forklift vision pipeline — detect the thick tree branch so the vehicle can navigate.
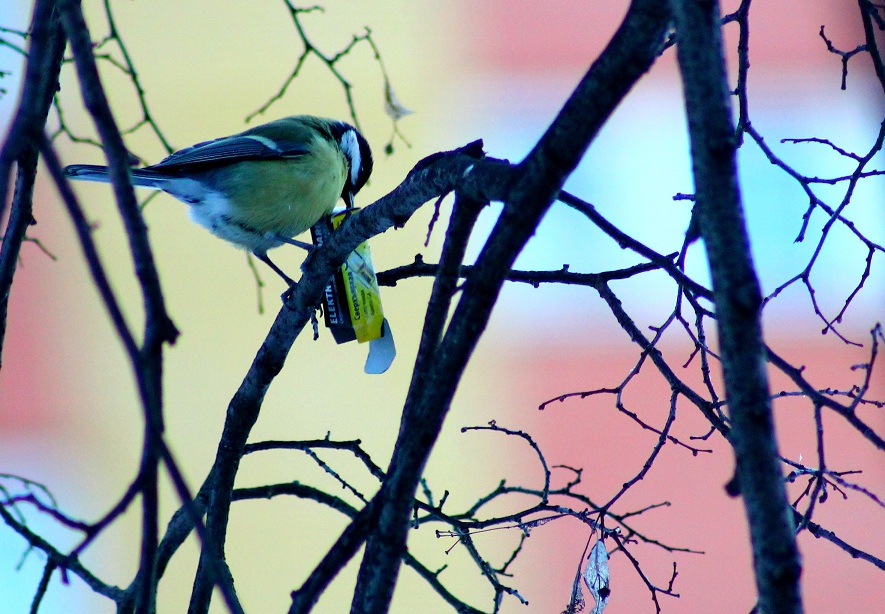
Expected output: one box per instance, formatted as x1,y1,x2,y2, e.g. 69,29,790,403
859,0,885,92
350,1,672,612
58,1,180,612
0,0,65,366
669,1,802,612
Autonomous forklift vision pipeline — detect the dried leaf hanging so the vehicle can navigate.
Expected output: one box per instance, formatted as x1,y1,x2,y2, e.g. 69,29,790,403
583,540,611,614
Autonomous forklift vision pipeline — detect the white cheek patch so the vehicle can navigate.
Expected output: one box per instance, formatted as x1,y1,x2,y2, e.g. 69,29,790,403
340,129,361,185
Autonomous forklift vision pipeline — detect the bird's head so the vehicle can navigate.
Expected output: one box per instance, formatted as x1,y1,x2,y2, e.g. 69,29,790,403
333,122,373,208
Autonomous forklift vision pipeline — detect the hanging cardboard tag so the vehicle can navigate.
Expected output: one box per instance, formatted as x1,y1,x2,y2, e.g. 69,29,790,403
311,210,396,373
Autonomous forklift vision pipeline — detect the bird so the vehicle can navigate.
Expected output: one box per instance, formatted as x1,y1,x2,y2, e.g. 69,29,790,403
64,115,373,286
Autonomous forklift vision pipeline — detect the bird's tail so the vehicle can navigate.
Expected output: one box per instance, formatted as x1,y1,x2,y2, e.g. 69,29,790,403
64,164,168,190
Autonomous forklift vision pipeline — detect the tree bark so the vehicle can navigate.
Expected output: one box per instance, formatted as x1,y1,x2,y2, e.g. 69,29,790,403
669,1,803,612
350,1,672,611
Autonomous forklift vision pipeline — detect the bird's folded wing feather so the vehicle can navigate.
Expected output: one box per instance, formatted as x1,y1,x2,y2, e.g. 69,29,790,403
147,134,309,171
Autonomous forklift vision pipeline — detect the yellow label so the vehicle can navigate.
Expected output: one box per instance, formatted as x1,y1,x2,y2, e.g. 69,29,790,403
331,212,384,343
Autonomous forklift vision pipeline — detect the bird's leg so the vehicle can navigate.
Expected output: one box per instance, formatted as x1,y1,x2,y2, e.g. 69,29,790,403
272,233,322,277
274,235,314,251
253,250,298,300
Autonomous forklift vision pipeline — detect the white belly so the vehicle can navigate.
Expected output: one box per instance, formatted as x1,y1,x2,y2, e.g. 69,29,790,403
169,183,285,254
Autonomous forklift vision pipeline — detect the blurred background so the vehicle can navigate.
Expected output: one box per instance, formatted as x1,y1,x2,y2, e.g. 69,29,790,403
1,1,883,612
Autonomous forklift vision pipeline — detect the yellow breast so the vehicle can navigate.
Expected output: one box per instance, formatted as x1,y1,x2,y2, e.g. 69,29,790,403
211,132,347,239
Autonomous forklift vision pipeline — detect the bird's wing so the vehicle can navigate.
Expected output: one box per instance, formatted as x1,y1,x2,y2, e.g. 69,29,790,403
147,134,309,172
